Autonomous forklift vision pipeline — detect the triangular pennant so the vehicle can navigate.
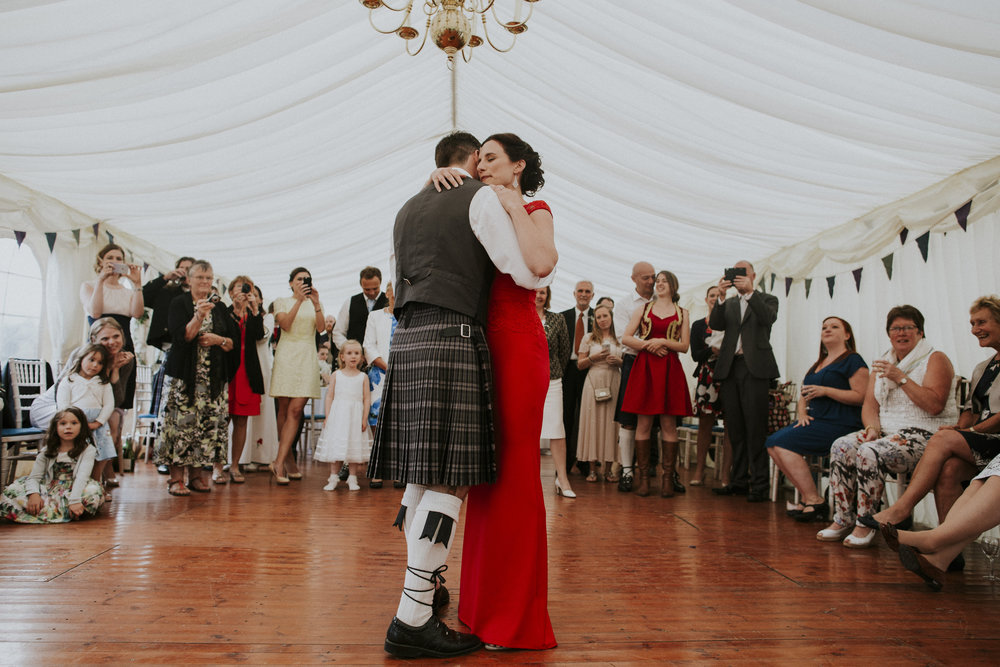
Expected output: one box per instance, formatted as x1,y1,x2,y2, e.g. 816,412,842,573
881,253,894,280
45,232,57,252
916,231,930,261
852,267,863,292
71,229,81,245
758,277,765,292
784,277,793,297
143,262,149,272
105,231,114,244
899,228,908,245
804,278,813,299
14,230,26,247
92,223,100,239
826,275,836,298
770,273,776,291
955,200,971,231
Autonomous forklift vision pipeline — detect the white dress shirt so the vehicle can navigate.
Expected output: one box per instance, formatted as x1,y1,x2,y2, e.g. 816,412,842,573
363,308,394,366
615,290,652,356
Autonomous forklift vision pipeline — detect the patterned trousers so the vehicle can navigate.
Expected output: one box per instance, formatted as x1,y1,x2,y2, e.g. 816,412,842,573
829,427,932,527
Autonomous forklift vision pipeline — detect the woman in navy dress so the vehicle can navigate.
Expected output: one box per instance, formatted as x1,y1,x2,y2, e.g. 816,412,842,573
767,316,869,521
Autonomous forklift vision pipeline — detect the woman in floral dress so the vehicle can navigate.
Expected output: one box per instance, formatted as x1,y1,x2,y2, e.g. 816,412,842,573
155,260,239,496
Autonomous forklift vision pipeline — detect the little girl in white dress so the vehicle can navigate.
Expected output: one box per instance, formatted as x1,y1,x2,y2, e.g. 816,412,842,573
314,340,371,491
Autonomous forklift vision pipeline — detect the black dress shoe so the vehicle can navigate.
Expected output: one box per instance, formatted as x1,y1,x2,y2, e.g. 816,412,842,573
712,485,748,496
384,615,482,658
947,552,965,572
393,480,406,489
369,479,383,489
672,471,686,494
746,490,768,503
156,464,169,475
617,473,633,493
432,584,449,615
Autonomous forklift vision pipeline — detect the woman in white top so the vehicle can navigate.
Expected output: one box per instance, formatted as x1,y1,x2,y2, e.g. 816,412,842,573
819,305,957,548
243,286,279,468
79,243,144,475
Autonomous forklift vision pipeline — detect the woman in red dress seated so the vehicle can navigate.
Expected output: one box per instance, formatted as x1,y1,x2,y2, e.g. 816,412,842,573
620,270,693,497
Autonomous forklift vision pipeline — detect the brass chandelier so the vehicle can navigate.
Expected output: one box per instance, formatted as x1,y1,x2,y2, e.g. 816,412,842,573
361,0,541,67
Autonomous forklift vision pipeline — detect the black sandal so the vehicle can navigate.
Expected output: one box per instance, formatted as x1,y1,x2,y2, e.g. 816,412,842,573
793,502,828,522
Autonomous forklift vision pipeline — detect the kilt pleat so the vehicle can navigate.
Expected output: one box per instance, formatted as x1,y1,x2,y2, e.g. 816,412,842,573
370,305,496,486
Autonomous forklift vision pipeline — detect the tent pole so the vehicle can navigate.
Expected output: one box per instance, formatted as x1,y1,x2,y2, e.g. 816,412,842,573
450,62,458,130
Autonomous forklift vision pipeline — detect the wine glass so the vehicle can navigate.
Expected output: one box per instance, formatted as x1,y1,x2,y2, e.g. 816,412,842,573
980,536,1000,582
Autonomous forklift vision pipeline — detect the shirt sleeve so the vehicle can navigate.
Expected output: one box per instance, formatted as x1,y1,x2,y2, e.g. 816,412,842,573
363,311,381,364
330,298,351,348
96,382,115,425
468,187,553,290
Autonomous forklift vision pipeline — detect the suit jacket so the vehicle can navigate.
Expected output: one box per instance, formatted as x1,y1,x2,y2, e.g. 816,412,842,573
560,307,595,362
709,291,779,381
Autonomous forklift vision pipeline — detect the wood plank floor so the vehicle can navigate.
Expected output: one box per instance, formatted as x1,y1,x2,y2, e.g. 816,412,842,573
2,456,998,664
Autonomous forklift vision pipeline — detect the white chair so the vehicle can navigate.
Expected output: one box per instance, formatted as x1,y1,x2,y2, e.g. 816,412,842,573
2,358,49,485
131,364,160,462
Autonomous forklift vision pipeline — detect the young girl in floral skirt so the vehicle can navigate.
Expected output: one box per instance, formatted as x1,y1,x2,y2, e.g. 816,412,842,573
1,407,105,523
314,340,371,491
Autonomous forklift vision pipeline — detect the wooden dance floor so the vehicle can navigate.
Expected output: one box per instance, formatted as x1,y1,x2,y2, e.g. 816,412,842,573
2,456,998,664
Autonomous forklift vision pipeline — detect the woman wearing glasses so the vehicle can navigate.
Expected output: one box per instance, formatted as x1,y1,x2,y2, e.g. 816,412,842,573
819,305,957,548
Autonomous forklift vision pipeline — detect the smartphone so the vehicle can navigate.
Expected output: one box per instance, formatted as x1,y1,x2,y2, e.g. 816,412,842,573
112,262,129,275
241,283,251,294
302,275,312,294
724,266,747,282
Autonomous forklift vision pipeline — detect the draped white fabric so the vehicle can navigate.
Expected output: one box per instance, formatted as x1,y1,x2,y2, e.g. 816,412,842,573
1,0,999,372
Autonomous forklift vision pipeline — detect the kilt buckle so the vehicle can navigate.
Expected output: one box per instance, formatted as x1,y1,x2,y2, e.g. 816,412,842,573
441,323,472,339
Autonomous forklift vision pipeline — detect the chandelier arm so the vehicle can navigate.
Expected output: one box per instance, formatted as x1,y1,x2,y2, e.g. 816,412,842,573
491,1,533,27
405,17,432,56
480,14,517,53
380,0,417,11
472,0,495,14
368,10,411,35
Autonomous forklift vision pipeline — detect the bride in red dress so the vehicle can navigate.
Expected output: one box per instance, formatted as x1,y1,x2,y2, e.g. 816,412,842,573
449,134,559,651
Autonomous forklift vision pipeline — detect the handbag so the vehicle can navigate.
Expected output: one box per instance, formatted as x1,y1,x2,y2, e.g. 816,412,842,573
594,387,612,402
767,381,793,434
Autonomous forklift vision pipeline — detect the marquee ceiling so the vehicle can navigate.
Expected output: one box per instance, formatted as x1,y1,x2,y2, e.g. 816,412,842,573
2,0,999,309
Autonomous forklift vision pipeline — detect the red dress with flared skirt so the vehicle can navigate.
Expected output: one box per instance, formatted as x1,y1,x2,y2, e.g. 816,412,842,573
458,204,557,650
621,310,693,416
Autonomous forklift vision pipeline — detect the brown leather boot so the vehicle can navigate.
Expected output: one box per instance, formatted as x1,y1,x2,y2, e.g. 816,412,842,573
634,438,651,497
661,440,678,498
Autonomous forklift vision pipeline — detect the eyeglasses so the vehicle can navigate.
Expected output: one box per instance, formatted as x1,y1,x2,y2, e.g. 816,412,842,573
888,325,918,334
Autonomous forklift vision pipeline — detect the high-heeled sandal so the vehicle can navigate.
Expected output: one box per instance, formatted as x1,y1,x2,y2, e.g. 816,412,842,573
268,463,290,485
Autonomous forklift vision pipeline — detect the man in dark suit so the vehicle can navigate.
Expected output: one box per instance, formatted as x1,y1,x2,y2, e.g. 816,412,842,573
709,260,779,502
560,280,594,475
331,266,389,353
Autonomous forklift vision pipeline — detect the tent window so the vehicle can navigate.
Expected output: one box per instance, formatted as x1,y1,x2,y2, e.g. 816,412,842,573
0,239,43,361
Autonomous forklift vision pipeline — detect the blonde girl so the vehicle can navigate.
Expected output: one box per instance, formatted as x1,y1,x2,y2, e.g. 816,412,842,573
314,340,372,491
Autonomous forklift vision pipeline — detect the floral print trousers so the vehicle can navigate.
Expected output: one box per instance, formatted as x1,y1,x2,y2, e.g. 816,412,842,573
829,427,932,527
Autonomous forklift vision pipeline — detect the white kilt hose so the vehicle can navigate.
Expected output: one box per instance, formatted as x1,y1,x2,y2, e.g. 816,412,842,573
370,304,497,486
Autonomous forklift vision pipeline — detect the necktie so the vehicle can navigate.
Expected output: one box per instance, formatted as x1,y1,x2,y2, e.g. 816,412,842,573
574,311,584,355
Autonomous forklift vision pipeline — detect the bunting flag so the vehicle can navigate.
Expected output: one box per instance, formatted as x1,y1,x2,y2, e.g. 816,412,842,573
882,253,894,280
143,262,149,272
71,229,81,245
14,230,26,247
804,278,813,299
758,276,766,291
105,231,114,244
899,228,909,245
826,275,836,298
955,200,971,231
92,223,100,239
852,267,863,292
916,231,930,261
784,276,793,296
770,273,776,291
45,232,57,252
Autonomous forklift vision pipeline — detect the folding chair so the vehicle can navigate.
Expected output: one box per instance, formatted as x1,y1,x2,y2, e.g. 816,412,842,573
1,358,49,485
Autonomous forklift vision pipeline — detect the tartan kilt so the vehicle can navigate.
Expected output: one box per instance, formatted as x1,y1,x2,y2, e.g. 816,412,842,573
369,304,496,486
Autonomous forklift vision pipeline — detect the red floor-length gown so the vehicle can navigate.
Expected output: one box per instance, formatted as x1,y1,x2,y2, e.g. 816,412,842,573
458,201,557,650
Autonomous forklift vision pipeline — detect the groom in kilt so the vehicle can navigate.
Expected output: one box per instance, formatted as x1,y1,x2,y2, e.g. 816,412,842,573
369,131,511,659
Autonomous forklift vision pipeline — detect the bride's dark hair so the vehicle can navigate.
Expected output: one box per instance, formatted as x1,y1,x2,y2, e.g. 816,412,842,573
483,133,545,196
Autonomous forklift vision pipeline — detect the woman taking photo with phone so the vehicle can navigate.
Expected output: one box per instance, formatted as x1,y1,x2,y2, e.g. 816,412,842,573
79,243,144,486
269,267,325,484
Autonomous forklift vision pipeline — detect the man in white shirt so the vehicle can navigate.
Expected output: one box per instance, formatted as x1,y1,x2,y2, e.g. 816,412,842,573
331,266,388,354
613,262,654,492
560,280,594,475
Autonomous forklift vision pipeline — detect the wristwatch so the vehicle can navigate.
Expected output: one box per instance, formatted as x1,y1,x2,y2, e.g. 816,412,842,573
899,377,909,386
